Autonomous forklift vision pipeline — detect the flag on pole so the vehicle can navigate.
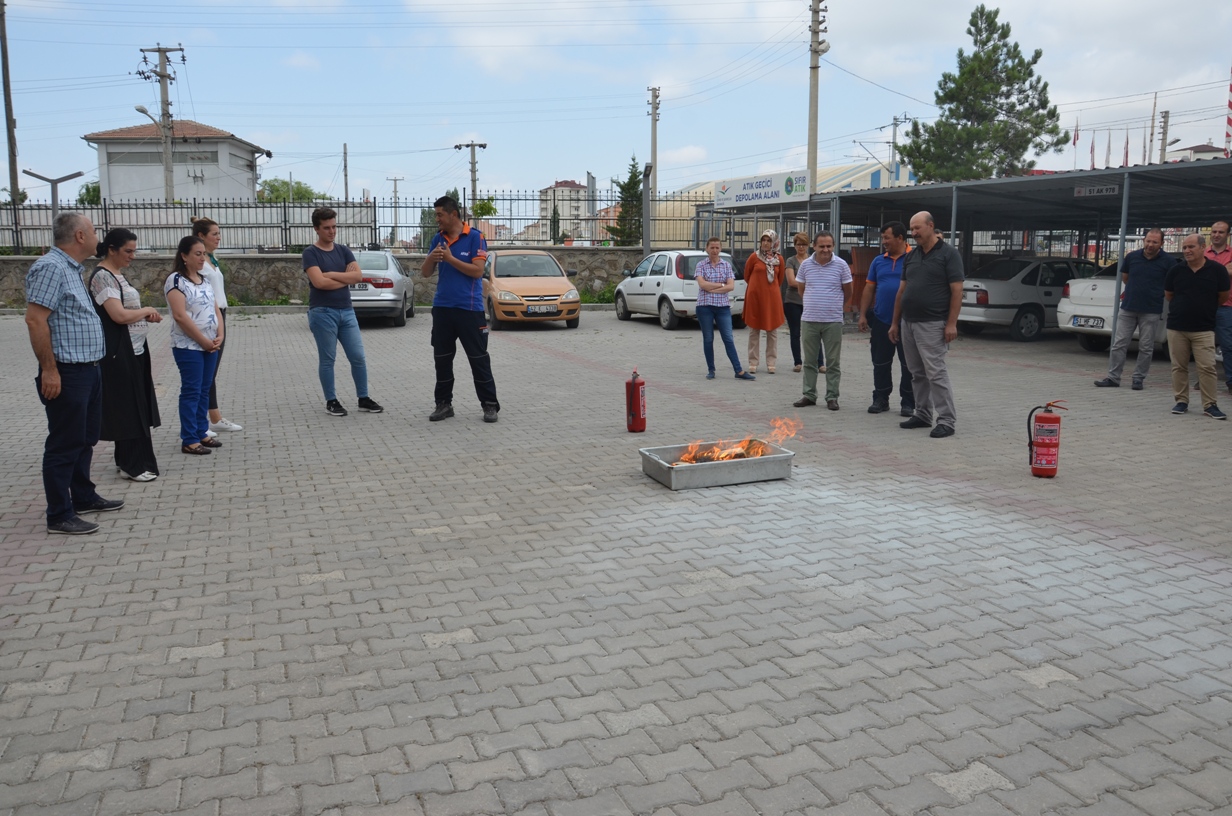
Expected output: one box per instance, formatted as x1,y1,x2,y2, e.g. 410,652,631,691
1073,116,1080,146
1105,131,1112,168
1123,130,1130,167
1090,134,1095,170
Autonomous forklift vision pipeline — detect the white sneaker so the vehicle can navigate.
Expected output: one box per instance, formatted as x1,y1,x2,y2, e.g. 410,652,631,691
210,418,243,432
205,429,219,439
123,471,158,482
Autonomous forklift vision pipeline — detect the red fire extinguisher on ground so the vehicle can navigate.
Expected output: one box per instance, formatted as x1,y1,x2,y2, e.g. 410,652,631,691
626,368,646,433
1027,400,1067,478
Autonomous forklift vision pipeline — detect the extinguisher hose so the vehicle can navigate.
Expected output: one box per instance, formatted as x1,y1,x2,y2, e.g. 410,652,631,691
1027,406,1044,464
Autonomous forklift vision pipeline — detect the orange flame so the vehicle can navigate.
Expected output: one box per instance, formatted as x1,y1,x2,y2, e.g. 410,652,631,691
674,417,799,465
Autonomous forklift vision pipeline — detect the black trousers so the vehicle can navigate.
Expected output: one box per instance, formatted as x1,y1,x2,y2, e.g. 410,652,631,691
783,302,825,367
869,313,914,409
208,309,225,411
36,362,102,523
432,306,499,408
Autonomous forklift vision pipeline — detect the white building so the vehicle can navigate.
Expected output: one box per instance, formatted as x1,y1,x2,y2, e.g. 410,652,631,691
1165,142,1225,163
83,120,270,201
539,180,590,238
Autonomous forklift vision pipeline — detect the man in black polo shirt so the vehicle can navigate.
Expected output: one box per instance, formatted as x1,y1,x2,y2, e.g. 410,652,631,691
889,211,964,438
1165,233,1231,419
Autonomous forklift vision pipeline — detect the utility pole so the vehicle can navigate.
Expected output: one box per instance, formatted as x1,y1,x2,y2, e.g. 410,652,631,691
1,0,20,219
387,175,403,249
343,143,348,202
647,87,660,199
806,1,831,193
1146,91,1158,164
137,44,183,202
454,142,486,224
888,113,908,188
1158,110,1170,164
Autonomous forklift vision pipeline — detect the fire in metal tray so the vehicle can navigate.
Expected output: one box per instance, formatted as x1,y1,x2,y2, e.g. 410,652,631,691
675,417,802,465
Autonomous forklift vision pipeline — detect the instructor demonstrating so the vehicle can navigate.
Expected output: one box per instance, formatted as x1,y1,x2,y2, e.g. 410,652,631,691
421,195,500,423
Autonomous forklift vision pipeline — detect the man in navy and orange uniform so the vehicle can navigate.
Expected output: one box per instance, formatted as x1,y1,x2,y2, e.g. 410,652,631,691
858,221,914,417
420,195,500,423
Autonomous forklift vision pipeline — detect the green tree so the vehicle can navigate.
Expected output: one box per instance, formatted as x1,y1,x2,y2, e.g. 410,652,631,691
471,197,498,219
76,181,101,205
549,205,561,244
1,186,27,205
604,155,642,246
257,178,321,202
897,5,1068,182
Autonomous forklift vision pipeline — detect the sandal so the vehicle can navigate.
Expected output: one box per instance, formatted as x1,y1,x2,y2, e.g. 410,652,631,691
199,437,223,448
181,444,212,455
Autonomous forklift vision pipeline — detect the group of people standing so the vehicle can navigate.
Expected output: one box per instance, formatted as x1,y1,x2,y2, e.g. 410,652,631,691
694,211,963,439
1095,219,1232,419
24,213,242,535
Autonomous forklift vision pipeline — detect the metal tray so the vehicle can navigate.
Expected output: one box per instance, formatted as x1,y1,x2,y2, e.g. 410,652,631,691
639,439,795,491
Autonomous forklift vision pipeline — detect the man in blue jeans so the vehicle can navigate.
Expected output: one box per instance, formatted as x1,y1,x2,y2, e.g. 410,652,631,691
24,212,125,535
694,237,754,381
303,207,383,417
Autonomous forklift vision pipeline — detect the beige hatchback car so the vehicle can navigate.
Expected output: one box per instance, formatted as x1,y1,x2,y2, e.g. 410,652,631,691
484,250,581,329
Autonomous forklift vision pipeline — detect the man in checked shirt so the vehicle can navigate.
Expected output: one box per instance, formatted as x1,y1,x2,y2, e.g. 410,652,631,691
694,237,755,381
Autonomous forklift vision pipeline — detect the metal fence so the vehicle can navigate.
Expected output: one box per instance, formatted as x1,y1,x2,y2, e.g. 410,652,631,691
0,190,716,253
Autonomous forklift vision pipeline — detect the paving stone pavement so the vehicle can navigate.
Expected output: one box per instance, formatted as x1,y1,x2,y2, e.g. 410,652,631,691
1,310,1231,816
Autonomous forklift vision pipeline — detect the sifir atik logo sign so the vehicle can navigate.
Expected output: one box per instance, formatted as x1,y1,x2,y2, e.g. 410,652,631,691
714,171,810,208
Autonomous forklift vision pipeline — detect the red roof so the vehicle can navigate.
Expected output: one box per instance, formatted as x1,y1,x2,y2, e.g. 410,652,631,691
545,179,587,190
83,119,266,153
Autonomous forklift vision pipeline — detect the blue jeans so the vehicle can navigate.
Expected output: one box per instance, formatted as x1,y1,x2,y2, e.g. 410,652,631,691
172,348,219,445
696,304,743,375
1217,305,1232,386
36,362,103,523
307,307,369,402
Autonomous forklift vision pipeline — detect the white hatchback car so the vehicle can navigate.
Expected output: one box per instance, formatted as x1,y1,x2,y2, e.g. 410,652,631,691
614,250,747,330
958,256,1099,341
1058,265,1171,353
350,250,415,327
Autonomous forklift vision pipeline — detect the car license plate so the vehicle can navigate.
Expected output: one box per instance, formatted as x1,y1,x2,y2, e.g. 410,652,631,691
1072,316,1103,329
349,283,368,291
527,304,555,314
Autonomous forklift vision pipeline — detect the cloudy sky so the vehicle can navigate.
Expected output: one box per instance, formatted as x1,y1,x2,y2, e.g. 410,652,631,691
8,0,1232,202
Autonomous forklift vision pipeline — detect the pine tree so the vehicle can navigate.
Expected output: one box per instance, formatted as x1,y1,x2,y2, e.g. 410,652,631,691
604,156,642,247
897,5,1068,182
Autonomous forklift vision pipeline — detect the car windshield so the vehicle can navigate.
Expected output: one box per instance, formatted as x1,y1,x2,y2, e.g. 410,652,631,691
682,254,732,278
494,255,562,278
1094,264,1118,277
357,254,390,271
969,259,1031,281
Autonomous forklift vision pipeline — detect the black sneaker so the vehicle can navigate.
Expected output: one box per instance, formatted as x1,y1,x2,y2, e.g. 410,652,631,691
900,406,914,417
48,516,100,535
483,403,500,423
1131,380,1143,391
900,416,931,429
357,397,384,413
929,424,955,438
867,400,889,414
1171,402,1188,415
429,403,454,422
1093,378,1119,388
74,498,124,514
325,400,348,417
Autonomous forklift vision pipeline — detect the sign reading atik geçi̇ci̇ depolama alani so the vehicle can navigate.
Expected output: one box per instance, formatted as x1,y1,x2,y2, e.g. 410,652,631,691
713,170,812,209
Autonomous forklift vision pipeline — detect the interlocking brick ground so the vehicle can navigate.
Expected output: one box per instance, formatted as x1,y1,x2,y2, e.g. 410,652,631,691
1,310,1231,816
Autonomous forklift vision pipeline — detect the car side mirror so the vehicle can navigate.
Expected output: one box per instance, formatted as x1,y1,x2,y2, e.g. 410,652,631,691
566,269,578,277
622,269,632,277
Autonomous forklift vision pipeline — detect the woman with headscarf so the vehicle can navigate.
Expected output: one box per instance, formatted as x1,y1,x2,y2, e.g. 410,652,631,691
88,228,163,481
742,229,786,374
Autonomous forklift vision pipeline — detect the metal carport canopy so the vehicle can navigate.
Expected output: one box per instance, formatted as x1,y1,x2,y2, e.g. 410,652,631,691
824,159,1232,232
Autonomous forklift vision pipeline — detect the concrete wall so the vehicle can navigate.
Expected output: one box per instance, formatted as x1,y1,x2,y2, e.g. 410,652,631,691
0,246,650,307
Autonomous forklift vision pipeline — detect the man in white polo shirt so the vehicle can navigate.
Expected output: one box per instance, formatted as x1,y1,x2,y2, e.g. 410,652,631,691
793,231,852,410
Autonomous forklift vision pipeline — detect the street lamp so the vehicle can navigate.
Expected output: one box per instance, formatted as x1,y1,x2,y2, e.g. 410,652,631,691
135,104,174,202
22,169,83,223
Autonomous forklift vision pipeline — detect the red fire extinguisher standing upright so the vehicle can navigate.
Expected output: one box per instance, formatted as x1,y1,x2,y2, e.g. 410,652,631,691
1027,400,1067,478
626,368,646,432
